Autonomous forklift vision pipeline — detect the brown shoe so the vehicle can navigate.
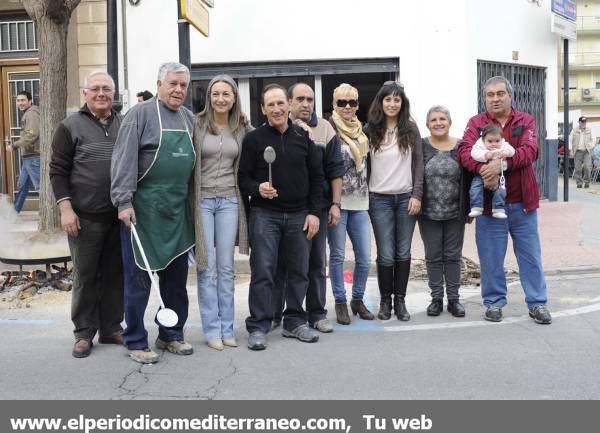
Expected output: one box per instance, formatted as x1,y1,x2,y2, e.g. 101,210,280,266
72,338,93,358
99,330,123,345
350,299,375,320
335,303,351,325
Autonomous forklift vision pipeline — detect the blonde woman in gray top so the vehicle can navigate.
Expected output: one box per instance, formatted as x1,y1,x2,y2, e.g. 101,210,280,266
193,75,252,350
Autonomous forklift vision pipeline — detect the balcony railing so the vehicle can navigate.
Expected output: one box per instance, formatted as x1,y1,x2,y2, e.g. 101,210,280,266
559,88,600,105
562,52,600,68
577,15,600,31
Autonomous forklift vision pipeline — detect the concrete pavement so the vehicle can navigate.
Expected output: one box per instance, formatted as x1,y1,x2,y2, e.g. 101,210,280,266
1,178,600,399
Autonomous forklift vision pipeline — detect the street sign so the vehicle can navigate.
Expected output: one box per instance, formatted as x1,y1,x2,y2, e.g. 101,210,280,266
179,0,209,37
551,0,576,22
552,13,577,40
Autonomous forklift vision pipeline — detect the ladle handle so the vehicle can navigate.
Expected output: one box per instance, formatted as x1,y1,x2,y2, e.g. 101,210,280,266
130,223,165,309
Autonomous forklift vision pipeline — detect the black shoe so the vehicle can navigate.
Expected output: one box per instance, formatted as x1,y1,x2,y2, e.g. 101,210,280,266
378,297,392,320
394,297,411,321
577,184,582,188
426,299,443,316
447,300,466,317
484,306,502,322
584,183,590,188
529,305,552,324
376,264,394,320
247,331,267,350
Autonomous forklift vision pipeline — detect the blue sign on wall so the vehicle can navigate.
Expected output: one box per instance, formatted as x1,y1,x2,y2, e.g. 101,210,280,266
552,0,577,22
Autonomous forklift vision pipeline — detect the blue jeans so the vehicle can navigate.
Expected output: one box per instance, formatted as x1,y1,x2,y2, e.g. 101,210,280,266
327,210,371,304
246,207,311,334
475,203,548,308
120,224,189,350
273,209,327,324
14,156,40,213
369,192,416,266
196,196,238,341
469,175,506,211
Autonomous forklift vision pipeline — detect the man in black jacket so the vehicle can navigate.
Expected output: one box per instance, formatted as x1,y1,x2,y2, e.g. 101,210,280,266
238,84,324,350
50,71,123,358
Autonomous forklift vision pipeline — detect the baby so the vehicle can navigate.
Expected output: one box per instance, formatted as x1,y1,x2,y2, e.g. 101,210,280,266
468,124,515,219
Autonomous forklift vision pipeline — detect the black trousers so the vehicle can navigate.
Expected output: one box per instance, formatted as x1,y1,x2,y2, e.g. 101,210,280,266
418,217,465,300
68,217,123,339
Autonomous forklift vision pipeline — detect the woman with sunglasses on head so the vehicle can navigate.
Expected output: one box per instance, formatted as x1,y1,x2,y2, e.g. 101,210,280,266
193,75,252,350
327,83,374,325
364,81,423,321
419,106,471,318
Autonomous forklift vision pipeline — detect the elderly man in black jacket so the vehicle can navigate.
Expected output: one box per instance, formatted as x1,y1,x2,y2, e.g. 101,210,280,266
50,71,123,358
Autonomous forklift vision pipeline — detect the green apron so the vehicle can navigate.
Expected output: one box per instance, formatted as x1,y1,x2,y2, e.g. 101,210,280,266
131,99,196,271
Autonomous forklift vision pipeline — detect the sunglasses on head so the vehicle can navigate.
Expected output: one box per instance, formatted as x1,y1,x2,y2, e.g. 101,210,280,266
383,81,404,89
336,99,358,108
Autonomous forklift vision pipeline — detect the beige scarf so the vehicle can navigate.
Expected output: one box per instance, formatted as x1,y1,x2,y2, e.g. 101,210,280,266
331,111,369,172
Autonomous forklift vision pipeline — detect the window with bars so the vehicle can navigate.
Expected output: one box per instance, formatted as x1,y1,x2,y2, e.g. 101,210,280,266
0,20,38,53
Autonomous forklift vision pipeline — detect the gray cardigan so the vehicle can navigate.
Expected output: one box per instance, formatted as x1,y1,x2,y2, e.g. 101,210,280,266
192,118,253,271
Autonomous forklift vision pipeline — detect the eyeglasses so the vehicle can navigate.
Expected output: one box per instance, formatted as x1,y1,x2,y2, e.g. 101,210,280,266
383,81,404,89
86,86,114,94
336,99,358,108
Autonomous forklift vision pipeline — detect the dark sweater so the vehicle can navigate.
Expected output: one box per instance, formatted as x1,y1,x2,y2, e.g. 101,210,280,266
50,105,121,221
238,120,324,215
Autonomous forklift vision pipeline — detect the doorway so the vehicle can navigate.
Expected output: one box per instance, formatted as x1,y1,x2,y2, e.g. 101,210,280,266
0,64,40,208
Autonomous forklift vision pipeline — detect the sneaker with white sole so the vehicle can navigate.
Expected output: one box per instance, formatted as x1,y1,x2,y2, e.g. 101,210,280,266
484,306,503,322
282,324,319,342
311,318,333,333
155,338,193,355
529,305,552,324
492,210,507,219
128,348,159,364
468,207,483,218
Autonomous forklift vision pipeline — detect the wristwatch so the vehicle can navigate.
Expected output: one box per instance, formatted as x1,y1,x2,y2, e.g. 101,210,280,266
331,202,341,209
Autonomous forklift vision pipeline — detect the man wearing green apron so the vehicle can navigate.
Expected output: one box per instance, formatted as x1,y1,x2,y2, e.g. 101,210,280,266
111,62,195,364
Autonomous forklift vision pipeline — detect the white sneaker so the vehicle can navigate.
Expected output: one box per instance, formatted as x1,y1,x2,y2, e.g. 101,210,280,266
468,207,482,218
492,210,507,219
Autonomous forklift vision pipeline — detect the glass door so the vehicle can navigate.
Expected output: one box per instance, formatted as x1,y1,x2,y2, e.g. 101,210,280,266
1,65,40,206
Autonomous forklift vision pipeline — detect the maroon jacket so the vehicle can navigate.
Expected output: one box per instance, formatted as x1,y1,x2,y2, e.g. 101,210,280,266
458,108,540,214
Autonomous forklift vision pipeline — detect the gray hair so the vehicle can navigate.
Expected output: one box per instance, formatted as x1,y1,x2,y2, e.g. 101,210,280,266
483,76,513,97
157,62,190,82
83,70,115,90
426,105,452,125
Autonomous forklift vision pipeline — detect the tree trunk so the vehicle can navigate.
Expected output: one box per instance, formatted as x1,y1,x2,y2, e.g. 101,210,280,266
36,16,68,232
21,0,81,233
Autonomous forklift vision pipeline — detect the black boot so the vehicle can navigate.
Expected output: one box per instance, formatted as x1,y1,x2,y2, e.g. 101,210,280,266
447,299,466,317
427,299,443,316
376,264,393,320
393,260,411,321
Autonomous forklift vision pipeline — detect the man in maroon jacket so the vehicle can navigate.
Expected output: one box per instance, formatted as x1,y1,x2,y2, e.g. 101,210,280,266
458,76,551,325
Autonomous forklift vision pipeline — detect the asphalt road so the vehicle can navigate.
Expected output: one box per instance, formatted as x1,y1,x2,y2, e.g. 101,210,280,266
1,270,599,400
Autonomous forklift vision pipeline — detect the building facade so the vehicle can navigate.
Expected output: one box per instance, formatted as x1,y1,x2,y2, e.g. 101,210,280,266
559,0,600,140
0,0,108,209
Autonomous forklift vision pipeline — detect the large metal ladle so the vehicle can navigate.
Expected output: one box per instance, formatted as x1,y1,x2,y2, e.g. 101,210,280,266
130,223,178,328
263,146,276,187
